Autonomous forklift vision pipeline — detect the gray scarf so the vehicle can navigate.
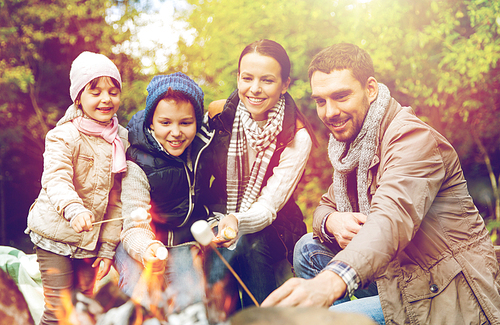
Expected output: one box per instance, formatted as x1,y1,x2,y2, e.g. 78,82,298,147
328,83,391,215
226,96,285,213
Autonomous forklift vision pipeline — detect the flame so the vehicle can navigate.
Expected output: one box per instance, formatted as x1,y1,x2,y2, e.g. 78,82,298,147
52,288,77,325
129,260,169,322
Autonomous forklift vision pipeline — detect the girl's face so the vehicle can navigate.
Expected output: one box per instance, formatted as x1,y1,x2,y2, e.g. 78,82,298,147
150,98,197,157
237,53,290,121
78,77,120,122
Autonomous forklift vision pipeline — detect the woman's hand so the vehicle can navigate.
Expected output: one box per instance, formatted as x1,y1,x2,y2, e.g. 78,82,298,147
213,214,239,248
92,257,113,282
71,212,94,233
143,243,167,274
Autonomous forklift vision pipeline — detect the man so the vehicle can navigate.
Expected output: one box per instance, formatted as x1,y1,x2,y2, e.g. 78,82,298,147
261,43,500,324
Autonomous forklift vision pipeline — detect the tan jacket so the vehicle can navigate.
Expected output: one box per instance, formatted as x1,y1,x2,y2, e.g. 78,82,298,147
313,99,500,324
27,105,129,252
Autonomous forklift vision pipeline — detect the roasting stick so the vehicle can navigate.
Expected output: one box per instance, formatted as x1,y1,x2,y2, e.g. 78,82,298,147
190,220,260,307
91,217,125,225
91,207,150,226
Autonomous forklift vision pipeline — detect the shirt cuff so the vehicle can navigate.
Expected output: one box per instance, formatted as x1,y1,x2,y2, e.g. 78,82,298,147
323,260,360,298
97,242,117,260
65,203,93,224
321,213,337,243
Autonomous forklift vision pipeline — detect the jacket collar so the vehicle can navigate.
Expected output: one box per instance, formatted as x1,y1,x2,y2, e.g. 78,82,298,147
378,98,403,142
127,109,214,163
368,97,404,169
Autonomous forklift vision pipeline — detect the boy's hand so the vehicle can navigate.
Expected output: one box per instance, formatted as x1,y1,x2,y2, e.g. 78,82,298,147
213,214,239,248
92,257,113,282
143,243,167,274
72,212,94,233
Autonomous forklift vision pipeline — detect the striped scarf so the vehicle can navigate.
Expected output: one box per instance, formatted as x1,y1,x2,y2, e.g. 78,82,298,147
328,83,390,215
226,96,285,213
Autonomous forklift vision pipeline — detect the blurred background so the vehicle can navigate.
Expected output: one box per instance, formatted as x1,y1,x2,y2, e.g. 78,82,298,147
1,0,499,253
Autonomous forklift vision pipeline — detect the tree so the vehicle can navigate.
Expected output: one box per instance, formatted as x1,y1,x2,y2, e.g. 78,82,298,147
168,0,500,238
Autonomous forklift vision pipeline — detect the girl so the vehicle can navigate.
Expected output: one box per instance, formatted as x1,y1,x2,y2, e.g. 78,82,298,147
208,39,316,307
26,51,128,325
114,73,219,314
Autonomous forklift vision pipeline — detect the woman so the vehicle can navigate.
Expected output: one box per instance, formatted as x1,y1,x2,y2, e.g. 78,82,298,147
208,39,316,307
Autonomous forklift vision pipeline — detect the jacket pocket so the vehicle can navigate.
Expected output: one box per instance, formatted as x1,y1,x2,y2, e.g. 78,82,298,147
402,257,488,324
404,256,461,302
404,264,488,324
73,155,95,191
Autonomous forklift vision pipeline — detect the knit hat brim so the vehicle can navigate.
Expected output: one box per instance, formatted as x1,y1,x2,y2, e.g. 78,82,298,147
144,72,204,130
69,51,122,102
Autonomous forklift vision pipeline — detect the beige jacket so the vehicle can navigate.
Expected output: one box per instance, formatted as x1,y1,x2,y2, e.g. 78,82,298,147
313,99,500,324
27,105,129,252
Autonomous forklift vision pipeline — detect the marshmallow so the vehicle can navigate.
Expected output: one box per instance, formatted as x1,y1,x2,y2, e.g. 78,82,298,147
222,227,237,240
191,220,214,246
130,207,149,221
156,246,168,261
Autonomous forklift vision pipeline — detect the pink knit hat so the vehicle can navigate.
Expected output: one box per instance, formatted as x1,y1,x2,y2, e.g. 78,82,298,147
69,51,122,102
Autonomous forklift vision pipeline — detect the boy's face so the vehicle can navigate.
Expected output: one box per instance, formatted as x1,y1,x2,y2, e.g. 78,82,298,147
150,98,197,156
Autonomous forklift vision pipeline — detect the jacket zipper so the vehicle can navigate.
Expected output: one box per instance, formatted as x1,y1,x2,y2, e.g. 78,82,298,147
177,130,215,227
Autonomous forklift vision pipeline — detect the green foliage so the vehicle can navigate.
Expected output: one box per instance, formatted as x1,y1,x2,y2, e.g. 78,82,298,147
167,0,500,233
2,0,500,247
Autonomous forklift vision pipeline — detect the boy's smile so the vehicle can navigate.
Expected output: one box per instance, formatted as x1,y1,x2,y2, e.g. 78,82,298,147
150,99,197,157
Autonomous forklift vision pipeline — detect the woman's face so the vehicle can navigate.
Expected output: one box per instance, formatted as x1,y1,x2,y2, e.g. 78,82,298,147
237,53,290,121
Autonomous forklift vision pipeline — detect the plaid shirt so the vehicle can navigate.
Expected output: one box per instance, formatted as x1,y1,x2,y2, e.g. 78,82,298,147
321,215,360,297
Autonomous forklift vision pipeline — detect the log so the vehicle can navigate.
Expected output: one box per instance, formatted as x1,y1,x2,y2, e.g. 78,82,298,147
495,246,500,265
230,306,376,325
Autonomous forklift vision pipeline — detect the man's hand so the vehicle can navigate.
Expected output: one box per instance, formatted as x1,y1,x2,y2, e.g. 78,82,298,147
92,257,113,282
143,243,167,274
325,212,367,249
261,270,347,307
212,214,239,248
71,212,94,233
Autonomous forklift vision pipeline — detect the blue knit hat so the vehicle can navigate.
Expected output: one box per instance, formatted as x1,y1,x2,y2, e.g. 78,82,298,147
144,72,204,130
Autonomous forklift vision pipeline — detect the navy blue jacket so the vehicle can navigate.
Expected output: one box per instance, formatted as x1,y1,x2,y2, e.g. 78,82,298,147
126,110,216,246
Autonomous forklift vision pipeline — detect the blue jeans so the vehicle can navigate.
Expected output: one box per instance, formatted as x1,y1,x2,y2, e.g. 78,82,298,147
114,243,204,313
232,225,288,307
294,233,384,325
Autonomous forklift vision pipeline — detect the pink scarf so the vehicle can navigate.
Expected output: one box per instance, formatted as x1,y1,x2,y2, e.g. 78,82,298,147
72,116,127,173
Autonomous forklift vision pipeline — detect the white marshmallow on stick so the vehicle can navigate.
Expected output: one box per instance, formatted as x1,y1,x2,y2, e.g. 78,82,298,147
92,207,149,226
190,219,259,307
190,220,214,246
155,246,168,261
131,207,149,222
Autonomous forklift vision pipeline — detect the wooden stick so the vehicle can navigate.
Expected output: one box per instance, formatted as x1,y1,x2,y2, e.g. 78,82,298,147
209,242,260,307
91,217,126,225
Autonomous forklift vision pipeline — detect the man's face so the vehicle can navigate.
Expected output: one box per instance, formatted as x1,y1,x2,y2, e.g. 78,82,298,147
311,69,377,143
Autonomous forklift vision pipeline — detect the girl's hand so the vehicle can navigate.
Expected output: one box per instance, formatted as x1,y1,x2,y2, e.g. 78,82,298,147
143,243,167,274
213,214,239,248
72,212,94,233
92,257,113,282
